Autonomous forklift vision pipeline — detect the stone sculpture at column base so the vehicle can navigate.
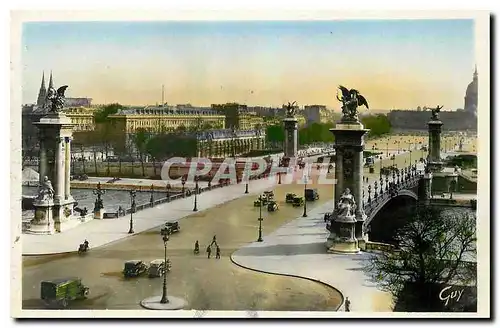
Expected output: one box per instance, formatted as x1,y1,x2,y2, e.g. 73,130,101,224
27,201,55,235
326,188,360,254
327,220,360,254
52,197,79,232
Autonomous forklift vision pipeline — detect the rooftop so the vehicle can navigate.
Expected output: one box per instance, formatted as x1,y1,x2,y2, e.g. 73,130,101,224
113,105,222,116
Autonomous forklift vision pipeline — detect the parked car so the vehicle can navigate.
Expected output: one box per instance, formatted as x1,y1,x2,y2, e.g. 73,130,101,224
123,260,148,278
285,193,297,203
163,221,180,234
263,191,274,199
148,259,171,278
304,189,320,201
40,278,89,308
292,196,304,207
267,201,279,212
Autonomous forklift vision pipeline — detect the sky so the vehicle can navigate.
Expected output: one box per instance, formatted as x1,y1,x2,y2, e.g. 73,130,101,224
21,20,475,110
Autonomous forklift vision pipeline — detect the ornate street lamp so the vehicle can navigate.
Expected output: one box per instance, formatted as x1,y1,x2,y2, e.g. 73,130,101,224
159,227,170,304
93,182,106,213
193,177,199,212
128,189,136,234
257,195,263,242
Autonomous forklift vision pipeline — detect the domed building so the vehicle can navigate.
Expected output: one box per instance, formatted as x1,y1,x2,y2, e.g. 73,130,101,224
464,66,478,116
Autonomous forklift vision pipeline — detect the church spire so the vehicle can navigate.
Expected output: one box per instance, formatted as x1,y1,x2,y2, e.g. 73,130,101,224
473,65,478,80
48,71,54,89
36,71,47,107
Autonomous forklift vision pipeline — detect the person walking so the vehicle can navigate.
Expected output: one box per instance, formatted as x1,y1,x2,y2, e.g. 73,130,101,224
194,240,200,255
211,235,217,247
216,245,221,259
345,297,351,312
206,245,211,259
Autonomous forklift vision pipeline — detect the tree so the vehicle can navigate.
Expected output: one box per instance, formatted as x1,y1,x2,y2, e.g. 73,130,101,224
298,122,335,145
361,114,392,138
94,103,124,176
366,205,476,311
265,124,285,148
132,128,150,177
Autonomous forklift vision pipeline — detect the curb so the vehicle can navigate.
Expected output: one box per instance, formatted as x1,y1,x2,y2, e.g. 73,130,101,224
229,251,345,312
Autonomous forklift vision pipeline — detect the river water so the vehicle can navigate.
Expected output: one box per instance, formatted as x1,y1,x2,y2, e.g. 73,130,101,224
22,186,171,220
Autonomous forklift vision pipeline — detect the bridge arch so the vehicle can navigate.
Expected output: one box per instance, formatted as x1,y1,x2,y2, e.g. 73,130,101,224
365,191,418,244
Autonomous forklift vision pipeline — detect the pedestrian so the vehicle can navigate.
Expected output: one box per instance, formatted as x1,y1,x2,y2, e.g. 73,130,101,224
216,245,221,259
206,245,211,259
194,240,200,254
345,297,351,312
211,235,217,247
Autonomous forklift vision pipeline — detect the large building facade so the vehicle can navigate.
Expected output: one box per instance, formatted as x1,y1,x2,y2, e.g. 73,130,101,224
108,105,226,134
211,103,265,130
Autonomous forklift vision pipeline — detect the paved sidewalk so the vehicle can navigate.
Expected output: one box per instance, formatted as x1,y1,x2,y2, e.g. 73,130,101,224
230,201,392,313
22,177,278,255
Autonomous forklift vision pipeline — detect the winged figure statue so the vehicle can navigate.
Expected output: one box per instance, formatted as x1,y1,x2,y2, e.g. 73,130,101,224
430,105,443,120
336,85,369,122
46,85,69,113
285,101,298,118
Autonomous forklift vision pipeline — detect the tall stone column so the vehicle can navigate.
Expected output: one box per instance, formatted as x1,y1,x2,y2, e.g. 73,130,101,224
54,136,64,202
327,121,369,254
283,117,298,159
39,137,47,184
64,136,72,200
427,118,444,173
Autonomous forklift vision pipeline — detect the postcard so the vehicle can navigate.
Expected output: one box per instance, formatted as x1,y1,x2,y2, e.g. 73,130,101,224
10,10,490,319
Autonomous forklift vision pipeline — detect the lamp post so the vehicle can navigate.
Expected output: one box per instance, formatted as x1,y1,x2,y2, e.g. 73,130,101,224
386,142,389,158
159,227,170,304
409,143,412,165
181,176,186,196
244,168,249,194
257,195,263,242
166,183,171,201
193,177,199,212
128,189,136,234
149,184,154,206
93,182,106,213
302,166,310,218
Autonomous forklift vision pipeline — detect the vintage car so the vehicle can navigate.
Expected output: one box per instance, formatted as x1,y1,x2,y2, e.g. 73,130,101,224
40,278,89,308
148,259,172,278
123,260,148,278
163,221,180,234
285,193,297,203
292,196,304,207
304,188,320,201
254,197,269,207
267,201,279,212
262,191,275,199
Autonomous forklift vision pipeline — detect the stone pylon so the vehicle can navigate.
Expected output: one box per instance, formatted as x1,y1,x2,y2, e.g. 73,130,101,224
29,111,76,234
326,119,369,253
427,117,444,173
283,116,298,159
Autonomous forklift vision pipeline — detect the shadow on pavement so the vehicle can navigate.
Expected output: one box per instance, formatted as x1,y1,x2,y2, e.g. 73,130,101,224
235,241,326,257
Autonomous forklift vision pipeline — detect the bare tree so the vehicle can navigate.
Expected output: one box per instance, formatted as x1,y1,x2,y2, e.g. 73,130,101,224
366,205,476,311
